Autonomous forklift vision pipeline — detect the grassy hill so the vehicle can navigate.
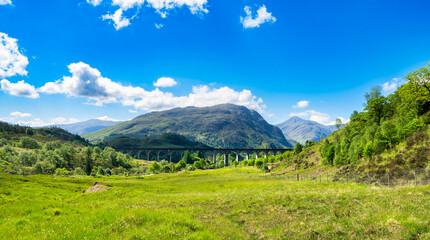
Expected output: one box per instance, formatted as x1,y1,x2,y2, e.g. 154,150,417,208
84,104,292,149
0,169,429,239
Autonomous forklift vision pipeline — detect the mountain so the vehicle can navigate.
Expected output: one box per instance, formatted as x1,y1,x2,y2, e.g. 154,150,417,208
84,104,292,149
102,133,210,149
46,119,122,135
276,117,337,144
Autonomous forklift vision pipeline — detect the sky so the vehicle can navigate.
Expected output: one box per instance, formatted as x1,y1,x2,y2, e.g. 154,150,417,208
1,0,430,127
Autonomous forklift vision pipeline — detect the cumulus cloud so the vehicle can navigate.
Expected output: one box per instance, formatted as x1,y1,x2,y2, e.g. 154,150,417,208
0,32,29,78
290,110,336,125
1,79,39,98
40,62,266,113
102,9,131,30
129,109,138,113
153,77,177,87
10,111,31,118
382,78,403,93
241,5,276,29
14,117,80,127
90,0,208,30
86,0,103,6
155,23,164,29
293,100,309,109
96,116,121,121
0,0,12,5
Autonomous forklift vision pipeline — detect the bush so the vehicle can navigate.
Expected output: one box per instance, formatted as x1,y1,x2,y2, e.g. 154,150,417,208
73,167,86,175
255,159,263,168
248,159,255,166
159,160,169,166
193,161,202,169
186,164,195,171
55,168,70,176
149,162,161,173
19,137,41,149
0,138,8,147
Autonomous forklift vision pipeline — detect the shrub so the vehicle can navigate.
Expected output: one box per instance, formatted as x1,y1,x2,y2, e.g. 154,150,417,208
55,168,70,176
159,160,169,166
149,162,161,173
19,137,41,149
73,167,86,175
186,164,195,171
0,138,8,147
248,159,255,166
193,161,202,169
255,159,263,168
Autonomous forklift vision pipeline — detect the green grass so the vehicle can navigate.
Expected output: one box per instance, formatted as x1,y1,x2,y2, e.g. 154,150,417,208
1,168,430,239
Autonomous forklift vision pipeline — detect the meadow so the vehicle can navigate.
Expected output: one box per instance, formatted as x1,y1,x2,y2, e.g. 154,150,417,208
1,167,429,240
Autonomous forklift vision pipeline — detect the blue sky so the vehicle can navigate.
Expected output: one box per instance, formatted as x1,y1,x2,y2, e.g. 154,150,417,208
1,0,430,127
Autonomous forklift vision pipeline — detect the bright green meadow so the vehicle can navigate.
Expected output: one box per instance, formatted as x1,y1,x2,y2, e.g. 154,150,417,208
1,168,429,239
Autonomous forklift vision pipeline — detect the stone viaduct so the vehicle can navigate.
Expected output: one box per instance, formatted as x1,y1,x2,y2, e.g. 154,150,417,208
118,148,293,166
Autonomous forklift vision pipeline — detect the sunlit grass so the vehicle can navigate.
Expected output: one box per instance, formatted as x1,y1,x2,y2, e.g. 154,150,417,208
1,168,429,239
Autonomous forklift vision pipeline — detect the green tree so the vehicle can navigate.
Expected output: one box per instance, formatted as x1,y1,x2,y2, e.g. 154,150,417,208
335,118,342,130
381,121,396,149
293,143,303,155
182,151,193,164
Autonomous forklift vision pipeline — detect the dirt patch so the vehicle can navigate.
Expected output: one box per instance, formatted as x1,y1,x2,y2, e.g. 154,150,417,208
176,170,186,175
83,182,109,194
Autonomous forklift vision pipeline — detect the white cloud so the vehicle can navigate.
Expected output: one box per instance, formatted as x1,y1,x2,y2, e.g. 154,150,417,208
129,109,138,113
86,0,103,6
15,117,80,127
10,111,31,118
155,23,164,29
1,79,39,98
40,62,266,113
241,5,276,29
89,0,208,30
96,116,121,122
382,78,403,93
290,110,337,125
0,32,29,78
153,77,177,87
0,0,12,6
102,9,131,30
293,100,309,109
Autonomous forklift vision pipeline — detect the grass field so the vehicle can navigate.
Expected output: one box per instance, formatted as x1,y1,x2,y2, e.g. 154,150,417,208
1,168,430,239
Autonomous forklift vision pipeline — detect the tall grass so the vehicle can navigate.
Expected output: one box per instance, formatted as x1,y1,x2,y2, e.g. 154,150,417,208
0,168,429,239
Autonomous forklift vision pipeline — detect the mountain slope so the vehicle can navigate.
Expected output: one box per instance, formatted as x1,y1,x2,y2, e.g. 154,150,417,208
46,119,122,135
276,117,336,143
84,104,292,148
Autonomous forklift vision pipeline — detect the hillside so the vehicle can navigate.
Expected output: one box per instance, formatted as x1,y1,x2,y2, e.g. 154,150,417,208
103,133,210,149
84,104,292,149
276,117,336,143
45,119,122,135
0,121,89,146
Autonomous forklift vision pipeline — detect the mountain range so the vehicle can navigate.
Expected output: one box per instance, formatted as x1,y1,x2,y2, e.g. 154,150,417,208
83,104,292,149
276,116,337,144
46,119,122,135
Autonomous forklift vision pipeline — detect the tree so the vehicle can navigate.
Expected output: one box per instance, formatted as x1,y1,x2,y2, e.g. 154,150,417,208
83,147,93,175
293,143,303,155
364,87,388,125
335,118,342,130
182,151,193,164
149,161,160,173
381,121,396,149
405,62,430,101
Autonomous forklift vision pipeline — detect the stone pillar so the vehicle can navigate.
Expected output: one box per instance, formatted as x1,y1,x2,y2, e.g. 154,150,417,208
224,152,228,166
146,151,151,161
256,152,259,159
213,151,216,165
156,150,161,162
264,152,267,158
246,151,249,160
137,151,141,160
168,150,173,162
236,152,239,162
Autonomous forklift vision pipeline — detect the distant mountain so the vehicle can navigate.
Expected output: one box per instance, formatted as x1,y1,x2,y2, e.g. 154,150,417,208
84,104,292,149
46,119,122,135
276,117,337,144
